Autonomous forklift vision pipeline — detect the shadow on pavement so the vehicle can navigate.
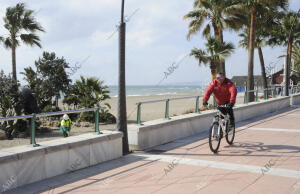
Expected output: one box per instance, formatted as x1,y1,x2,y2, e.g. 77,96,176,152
5,154,158,194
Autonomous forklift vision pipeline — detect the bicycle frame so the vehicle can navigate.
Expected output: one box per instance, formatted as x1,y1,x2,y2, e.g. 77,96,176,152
214,107,230,136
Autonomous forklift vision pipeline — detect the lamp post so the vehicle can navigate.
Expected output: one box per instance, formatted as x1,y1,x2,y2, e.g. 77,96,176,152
117,0,129,155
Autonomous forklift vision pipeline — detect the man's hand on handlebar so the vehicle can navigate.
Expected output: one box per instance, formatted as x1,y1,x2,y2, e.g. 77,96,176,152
203,101,208,107
226,102,234,108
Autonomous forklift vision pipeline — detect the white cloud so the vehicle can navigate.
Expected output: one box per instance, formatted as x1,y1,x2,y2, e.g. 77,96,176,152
90,30,116,47
127,29,161,47
57,0,120,17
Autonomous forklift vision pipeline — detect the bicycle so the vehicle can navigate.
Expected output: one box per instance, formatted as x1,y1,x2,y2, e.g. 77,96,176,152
208,104,235,153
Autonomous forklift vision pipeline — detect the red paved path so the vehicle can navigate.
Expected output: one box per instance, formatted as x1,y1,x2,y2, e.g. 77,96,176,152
7,107,300,194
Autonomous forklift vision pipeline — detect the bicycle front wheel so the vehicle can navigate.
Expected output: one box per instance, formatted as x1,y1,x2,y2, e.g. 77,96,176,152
225,122,235,145
209,122,221,153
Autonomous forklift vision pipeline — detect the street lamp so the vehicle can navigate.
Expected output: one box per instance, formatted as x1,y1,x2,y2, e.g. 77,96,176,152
117,0,129,154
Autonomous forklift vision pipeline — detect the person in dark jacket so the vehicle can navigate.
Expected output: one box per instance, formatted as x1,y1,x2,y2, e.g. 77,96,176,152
202,72,237,128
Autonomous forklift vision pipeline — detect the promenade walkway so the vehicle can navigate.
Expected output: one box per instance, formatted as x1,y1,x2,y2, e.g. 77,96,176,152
6,106,300,194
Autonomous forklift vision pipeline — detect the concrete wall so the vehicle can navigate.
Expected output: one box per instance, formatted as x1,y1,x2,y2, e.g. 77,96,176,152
290,93,300,105
0,131,123,192
234,96,290,122
128,111,215,150
128,96,291,151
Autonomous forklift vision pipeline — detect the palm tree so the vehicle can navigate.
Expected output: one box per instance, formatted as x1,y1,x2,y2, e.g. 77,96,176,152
63,76,111,122
238,8,279,91
292,43,300,72
184,0,245,75
190,37,235,80
233,0,288,102
0,3,44,81
268,10,300,95
239,29,270,95
269,11,300,73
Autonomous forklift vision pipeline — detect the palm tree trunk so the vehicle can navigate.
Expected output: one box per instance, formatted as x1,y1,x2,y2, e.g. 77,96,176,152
258,47,268,89
288,38,293,70
210,61,217,80
284,37,293,95
12,45,17,81
213,23,222,74
218,28,226,76
247,8,256,102
287,38,293,91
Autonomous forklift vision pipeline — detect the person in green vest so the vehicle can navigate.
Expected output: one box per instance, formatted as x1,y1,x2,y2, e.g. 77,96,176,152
60,114,71,137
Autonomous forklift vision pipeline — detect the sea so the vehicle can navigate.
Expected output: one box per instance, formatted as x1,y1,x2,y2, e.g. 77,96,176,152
108,85,205,97
108,85,246,97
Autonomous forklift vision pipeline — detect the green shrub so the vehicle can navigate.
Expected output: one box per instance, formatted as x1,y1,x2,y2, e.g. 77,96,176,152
99,109,116,124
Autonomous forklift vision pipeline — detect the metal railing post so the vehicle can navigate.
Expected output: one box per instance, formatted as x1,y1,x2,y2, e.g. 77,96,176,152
31,114,38,147
165,99,170,119
244,82,247,104
244,91,247,104
95,107,100,134
264,89,267,100
281,86,283,96
195,96,200,113
213,96,217,109
137,103,141,124
255,88,258,102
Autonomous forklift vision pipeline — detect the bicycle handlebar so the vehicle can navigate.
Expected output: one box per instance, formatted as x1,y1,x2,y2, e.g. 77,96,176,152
217,104,230,108
203,104,231,108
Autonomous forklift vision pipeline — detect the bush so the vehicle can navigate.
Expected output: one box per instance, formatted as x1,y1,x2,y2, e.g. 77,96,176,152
42,105,61,113
68,113,78,121
79,112,94,122
99,109,116,124
78,110,116,124
0,71,24,138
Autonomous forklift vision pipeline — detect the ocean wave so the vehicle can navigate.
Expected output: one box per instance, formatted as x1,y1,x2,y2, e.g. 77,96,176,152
156,92,178,95
112,92,182,97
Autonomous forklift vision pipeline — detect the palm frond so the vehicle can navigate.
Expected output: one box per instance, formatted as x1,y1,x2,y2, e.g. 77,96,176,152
184,9,209,40
22,10,45,32
190,48,209,66
20,33,42,48
4,37,13,49
202,24,211,38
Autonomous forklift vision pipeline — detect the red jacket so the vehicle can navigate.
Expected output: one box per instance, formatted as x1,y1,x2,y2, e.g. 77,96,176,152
203,78,237,105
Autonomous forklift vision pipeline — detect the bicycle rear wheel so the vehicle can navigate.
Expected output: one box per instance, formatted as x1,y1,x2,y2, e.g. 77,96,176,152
209,122,221,153
225,122,235,145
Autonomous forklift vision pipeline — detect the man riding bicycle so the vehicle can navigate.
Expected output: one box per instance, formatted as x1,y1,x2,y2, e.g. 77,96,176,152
202,72,237,129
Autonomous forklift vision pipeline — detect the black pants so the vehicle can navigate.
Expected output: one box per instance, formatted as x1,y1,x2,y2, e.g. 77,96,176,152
217,107,235,123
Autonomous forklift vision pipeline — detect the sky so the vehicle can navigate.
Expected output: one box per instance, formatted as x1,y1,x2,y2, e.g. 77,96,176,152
0,0,300,86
